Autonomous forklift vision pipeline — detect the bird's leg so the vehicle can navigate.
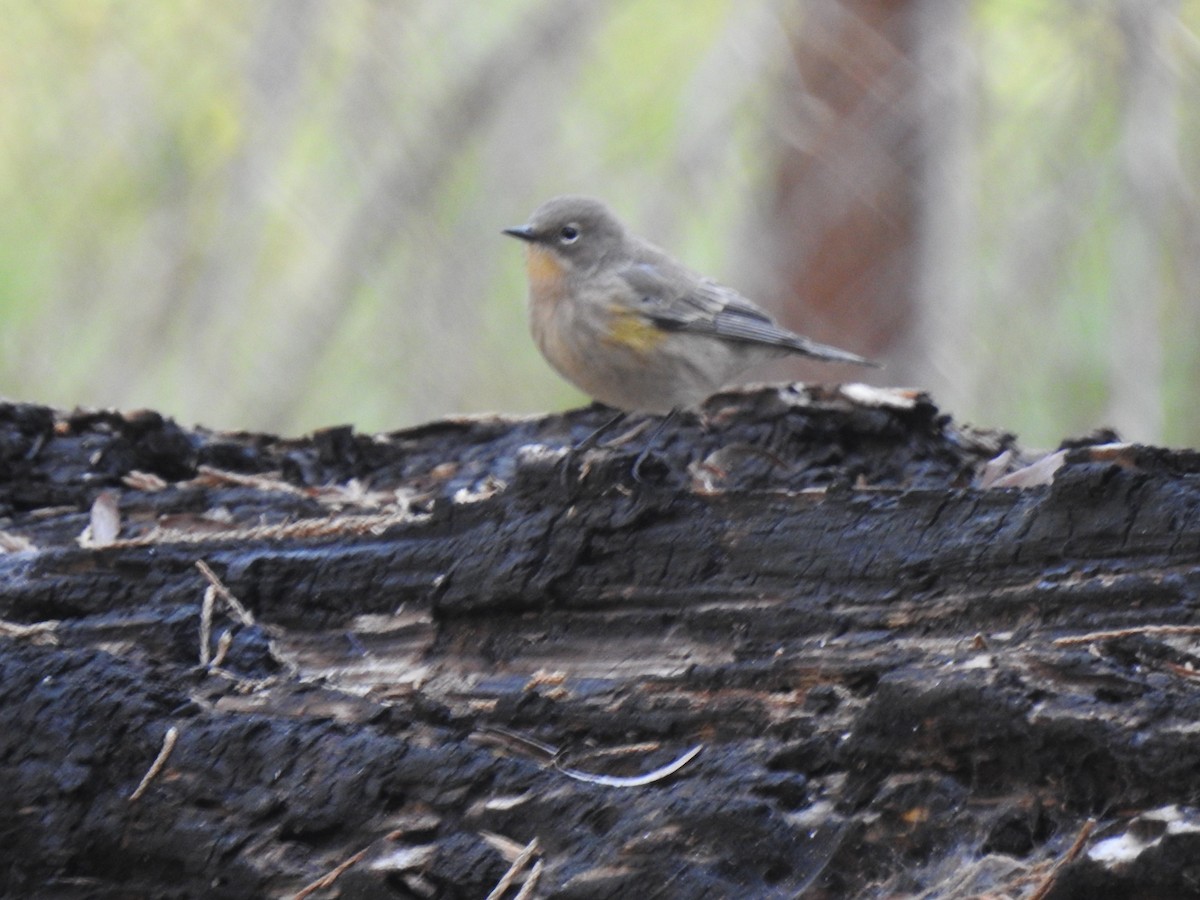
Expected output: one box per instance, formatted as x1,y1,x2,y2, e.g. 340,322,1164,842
561,409,629,486
575,409,629,454
562,408,680,484
631,408,679,482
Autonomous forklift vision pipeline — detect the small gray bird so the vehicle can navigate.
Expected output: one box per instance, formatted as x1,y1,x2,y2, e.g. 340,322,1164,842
504,195,876,415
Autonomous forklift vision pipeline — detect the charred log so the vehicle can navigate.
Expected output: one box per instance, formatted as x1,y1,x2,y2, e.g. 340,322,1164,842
1,387,1198,898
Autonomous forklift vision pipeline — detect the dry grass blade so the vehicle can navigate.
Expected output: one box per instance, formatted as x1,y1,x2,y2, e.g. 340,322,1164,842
199,584,215,667
1053,624,1200,647
480,831,529,862
292,847,371,900
196,560,255,626
128,726,179,802
475,726,559,761
101,508,429,548
1028,818,1096,900
484,836,540,900
555,744,702,787
210,629,234,669
511,858,544,900
193,465,308,496
292,828,406,900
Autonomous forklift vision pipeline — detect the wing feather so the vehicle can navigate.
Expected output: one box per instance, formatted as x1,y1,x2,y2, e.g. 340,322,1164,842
618,263,875,366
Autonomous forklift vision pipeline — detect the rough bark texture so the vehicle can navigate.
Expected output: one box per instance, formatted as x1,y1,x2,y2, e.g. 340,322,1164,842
2,387,1200,899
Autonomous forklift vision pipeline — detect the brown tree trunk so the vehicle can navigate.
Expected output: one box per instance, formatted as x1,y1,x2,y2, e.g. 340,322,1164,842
762,0,920,377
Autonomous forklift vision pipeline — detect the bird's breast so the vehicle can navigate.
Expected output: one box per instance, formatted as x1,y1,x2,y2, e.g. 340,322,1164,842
526,246,577,374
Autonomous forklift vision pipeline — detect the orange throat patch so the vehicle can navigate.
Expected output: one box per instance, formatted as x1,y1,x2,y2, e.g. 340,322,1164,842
525,245,567,299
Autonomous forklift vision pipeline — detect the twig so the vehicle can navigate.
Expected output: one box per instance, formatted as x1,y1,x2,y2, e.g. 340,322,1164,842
210,629,234,669
293,851,368,900
205,668,280,692
511,858,544,900
1028,818,1096,900
481,831,529,859
194,465,310,497
199,585,215,667
476,727,559,761
293,828,405,900
196,560,255,626
293,848,371,900
100,507,429,549
1165,661,1200,679
1053,624,1200,647
196,560,296,675
128,726,179,802
485,837,540,900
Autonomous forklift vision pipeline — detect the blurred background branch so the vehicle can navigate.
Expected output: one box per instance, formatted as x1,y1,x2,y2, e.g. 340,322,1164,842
1,0,1198,447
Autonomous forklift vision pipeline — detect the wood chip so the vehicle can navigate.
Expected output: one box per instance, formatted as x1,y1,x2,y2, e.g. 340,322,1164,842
80,490,121,547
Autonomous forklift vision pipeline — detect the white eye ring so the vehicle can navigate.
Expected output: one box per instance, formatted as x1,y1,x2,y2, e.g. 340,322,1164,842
559,224,580,244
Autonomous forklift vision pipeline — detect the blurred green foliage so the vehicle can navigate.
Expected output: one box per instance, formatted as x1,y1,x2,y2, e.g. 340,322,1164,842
0,0,1197,448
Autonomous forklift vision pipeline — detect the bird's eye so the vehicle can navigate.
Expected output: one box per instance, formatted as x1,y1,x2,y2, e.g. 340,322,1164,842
559,224,580,244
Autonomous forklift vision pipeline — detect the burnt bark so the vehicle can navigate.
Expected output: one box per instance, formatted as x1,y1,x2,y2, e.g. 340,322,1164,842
1,387,1199,899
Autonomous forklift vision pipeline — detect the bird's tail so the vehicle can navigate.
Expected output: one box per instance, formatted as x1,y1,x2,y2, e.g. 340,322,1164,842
782,334,880,368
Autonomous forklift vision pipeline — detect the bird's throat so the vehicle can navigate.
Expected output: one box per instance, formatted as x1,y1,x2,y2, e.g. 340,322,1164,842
525,245,566,299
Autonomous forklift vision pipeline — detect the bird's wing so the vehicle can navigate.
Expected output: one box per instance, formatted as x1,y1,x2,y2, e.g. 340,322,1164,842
619,263,771,335
618,262,877,366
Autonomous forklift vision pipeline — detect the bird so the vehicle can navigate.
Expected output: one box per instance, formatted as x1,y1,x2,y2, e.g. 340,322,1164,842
503,195,878,474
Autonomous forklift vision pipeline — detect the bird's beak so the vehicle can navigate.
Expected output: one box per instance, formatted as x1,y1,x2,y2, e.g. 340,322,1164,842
502,225,538,243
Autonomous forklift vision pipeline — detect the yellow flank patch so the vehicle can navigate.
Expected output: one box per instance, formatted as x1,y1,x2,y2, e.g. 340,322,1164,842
525,246,566,293
603,307,666,353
